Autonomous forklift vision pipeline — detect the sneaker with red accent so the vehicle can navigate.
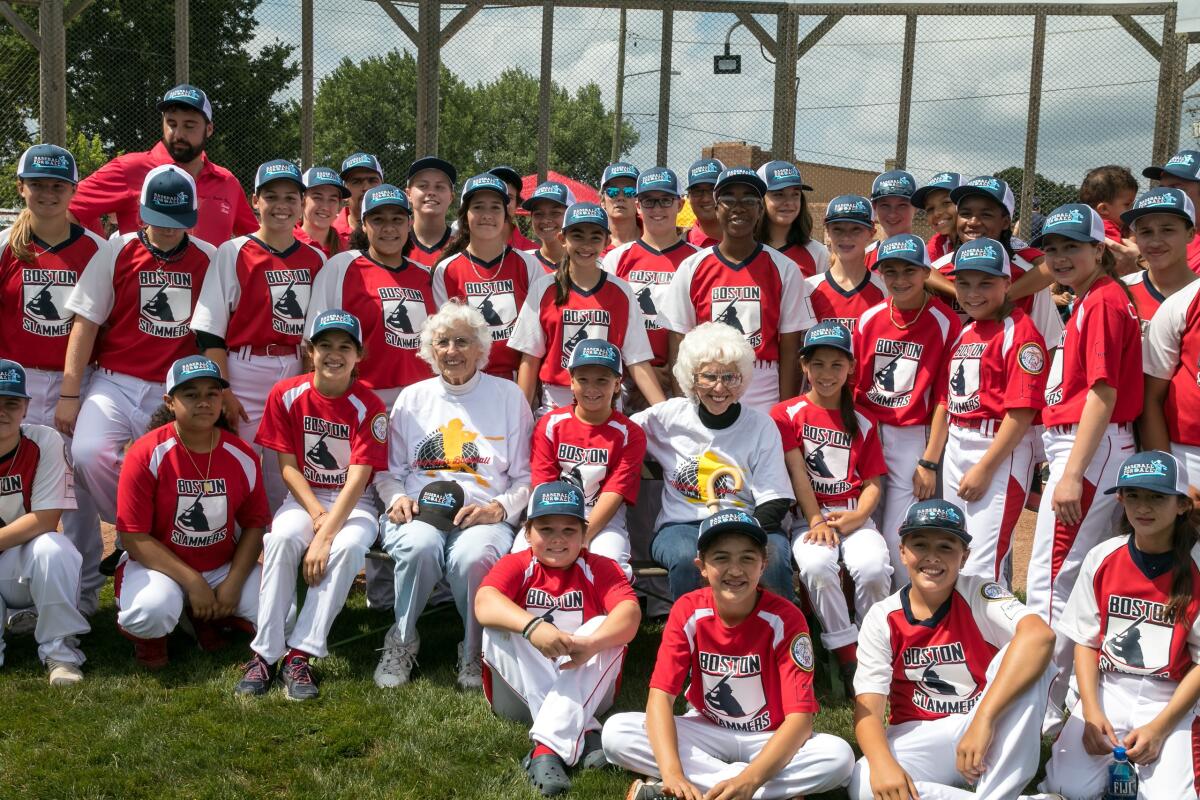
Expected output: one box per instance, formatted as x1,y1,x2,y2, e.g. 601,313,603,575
132,636,169,670
192,619,229,653
234,654,276,697
281,651,319,701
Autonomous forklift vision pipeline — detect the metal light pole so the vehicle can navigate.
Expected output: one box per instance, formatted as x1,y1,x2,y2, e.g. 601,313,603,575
611,8,627,162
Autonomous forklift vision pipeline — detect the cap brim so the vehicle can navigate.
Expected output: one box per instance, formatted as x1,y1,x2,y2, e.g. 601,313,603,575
17,169,77,185
898,525,972,544
489,167,522,186
462,186,508,205
874,255,930,271
157,100,210,121
168,374,230,394
521,195,567,211
949,265,1009,277
1142,166,1165,180
1104,480,1189,496
799,341,853,358
255,176,306,194
911,186,951,209
309,326,362,347
409,157,458,185
949,186,1009,213
140,205,197,229
568,358,621,374
716,176,767,196
764,179,813,192
686,177,719,189
341,165,383,180
824,217,874,229
1121,205,1195,228
412,509,457,532
528,508,589,524
0,388,32,400
1028,229,1101,249
697,520,768,551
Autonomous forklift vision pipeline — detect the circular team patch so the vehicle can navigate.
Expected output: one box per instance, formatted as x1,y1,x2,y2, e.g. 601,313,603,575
980,582,1014,602
790,633,814,672
1018,343,1045,375
371,412,388,444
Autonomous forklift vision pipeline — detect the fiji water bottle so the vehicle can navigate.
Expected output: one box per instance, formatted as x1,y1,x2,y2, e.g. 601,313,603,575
1105,746,1138,799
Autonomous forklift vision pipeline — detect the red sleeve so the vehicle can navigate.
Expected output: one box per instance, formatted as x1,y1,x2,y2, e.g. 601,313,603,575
69,157,129,234
234,457,272,530
479,552,530,600
856,420,887,481
601,421,645,505
255,385,293,454
591,553,637,611
231,181,259,238
530,416,558,487
115,439,157,535
769,401,800,452
351,402,390,471
1003,326,1048,411
1082,302,1129,390
777,608,820,715
1103,218,1124,242
648,598,694,696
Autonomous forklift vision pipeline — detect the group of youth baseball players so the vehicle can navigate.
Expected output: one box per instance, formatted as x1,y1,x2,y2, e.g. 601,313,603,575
2,82,1200,799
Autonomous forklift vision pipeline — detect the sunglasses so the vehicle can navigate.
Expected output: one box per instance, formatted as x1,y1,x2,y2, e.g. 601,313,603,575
604,186,637,198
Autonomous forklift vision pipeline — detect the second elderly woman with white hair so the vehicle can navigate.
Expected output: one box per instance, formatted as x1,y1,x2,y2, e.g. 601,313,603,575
373,301,533,691
631,322,795,600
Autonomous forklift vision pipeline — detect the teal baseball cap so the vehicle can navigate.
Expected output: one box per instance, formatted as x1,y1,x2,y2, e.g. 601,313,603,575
1105,450,1190,496
16,144,78,184
309,308,363,346
361,184,412,217
800,322,853,358
165,356,229,395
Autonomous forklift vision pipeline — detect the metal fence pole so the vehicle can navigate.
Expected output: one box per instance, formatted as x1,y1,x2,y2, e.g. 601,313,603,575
416,0,440,156
537,0,553,181
1019,13,1046,232
611,7,627,162
894,14,917,170
1153,6,1179,165
301,0,313,168
771,8,798,160
174,0,189,84
656,2,673,166
39,0,66,145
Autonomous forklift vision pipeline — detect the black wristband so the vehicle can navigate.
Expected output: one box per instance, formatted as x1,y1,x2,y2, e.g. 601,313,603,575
917,458,940,471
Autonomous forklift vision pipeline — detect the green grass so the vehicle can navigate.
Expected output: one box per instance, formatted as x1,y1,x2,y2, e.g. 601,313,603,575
0,585,858,800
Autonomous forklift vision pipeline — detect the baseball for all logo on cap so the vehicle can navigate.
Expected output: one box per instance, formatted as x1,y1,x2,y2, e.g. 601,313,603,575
876,234,928,267
255,159,304,193
871,170,916,200
0,359,30,399
1122,187,1197,227
158,84,212,121
1144,150,1200,182
637,168,681,197
1030,203,1104,247
311,309,362,346
522,181,574,210
951,176,1015,216
167,355,229,394
341,152,383,179
687,159,724,188
563,203,609,231
362,184,412,217
951,237,1010,277
911,172,962,208
140,164,198,229
17,144,79,184
824,195,874,227
1105,450,1190,496
801,322,853,356
602,162,640,187
303,166,351,199
568,338,622,374
462,173,509,205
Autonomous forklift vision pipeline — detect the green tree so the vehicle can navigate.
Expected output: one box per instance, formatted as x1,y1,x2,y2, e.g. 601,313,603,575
0,9,39,164
994,167,1078,221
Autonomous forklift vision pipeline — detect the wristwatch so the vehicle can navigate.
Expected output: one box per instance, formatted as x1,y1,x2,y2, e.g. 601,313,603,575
917,458,940,471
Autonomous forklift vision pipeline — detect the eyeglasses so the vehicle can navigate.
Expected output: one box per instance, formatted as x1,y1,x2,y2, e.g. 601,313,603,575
604,186,636,198
638,197,676,209
694,371,743,388
716,196,763,210
433,336,473,351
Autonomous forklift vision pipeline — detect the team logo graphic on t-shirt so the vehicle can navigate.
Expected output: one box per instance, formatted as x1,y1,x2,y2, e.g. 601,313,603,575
0,474,25,527
172,478,229,548
711,286,763,348
947,342,985,414
867,339,922,408
413,418,500,486
464,280,517,342
525,588,584,634
670,450,744,506
302,416,351,485
379,286,427,350
1100,596,1176,676
698,651,769,731
1044,334,1065,405
628,270,672,330
557,443,610,506
139,271,194,337
267,269,311,336
560,309,611,368
801,424,851,496
21,268,76,336
902,642,981,714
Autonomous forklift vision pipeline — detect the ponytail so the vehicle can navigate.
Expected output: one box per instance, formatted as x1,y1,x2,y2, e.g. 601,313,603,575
7,208,35,263
1098,245,1138,318
838,381,859,440
325,226,342,256
553,253,571,306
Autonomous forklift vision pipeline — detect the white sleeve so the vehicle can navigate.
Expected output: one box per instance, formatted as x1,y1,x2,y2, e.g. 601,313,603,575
431,260,450,309
1055,545,1107,649
1144,282,1199,379
617,278,654,365
191,238,243,337
507,277,549,358
806,240,830,276
65,235,121,324
962,574,1038,648
304,251,350,336
658,254,699,334
853,602,895,696
493,387,534,522
374,388,415,508
750,417,795,504
517,249,542,285
27,425,74,512
600,247,622,275
775,253,815,333
1028,288,1065,346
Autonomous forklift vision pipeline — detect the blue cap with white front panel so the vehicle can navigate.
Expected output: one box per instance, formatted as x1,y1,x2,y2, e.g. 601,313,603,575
950,176,1015,216
1143,149,1200,182
0,359,31,399
302,166,350,199
460,173,509,205
254,159,304,193
824,194,874,228
686,158,725,189
340,152,383,180
521,181,575,211
601,162,640,187
756,160,813,192
157,84,212,122
637,167,682,197
562,202,609,232
911,171,962,209
361,184,412,217
165,355,229,395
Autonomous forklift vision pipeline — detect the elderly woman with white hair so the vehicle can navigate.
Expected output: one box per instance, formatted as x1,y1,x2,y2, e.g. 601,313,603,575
373,301,533,691
632,322,795,600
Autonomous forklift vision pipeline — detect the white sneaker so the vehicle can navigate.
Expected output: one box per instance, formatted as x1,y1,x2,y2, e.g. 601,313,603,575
6,608,37,636
456,641,483,690
374,626,419,689
46,658,83,686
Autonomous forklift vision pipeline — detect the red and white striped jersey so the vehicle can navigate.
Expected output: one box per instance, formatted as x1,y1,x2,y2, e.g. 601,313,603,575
804,269,886,333
602,238,698,364
1144,280,1200,444
770,398,886,507
945,309,1047,425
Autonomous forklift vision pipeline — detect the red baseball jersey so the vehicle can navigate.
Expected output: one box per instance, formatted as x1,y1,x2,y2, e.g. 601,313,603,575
292,223,347,259
686,225,720,249
1103,218,1125,243
804,270,886,332
404,229,452,269
855,575,1037,725
480,548,636,635
530,250,557,275
770,398,886,507
1123,271,1167,336
192,236,325,350
927,232,952,261
1059,536,1200,683
0,225,109,371
776,241,828,279
659,245,814,362
432,247,539,378
854,297,962,426
933,250,1062,345
0,424,74,527
531,407,646,510
66,231,214,383
256,374,389,489
945,309,1047,425
117,425,270,572
602,238,698,364
331,207,355,241
508,271,654,388
652,588,818,732
509,227,537,252
307,252,435,391
69,143,257,245
1188,233,1200,275
1144,280,1200,444
1043,276,1142,427
863,240,880,270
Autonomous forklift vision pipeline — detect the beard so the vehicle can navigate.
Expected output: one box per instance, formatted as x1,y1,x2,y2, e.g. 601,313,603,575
164,134,207,164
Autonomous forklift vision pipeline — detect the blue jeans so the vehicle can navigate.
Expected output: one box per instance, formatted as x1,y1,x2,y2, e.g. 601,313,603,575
650,521,794,601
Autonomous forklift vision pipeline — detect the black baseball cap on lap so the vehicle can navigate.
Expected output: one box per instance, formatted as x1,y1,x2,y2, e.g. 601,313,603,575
413,481,465,532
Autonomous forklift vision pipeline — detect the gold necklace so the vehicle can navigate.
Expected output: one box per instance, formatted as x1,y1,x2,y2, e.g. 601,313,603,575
889,292,930,331
467,244,508,283
1,436,21,480
174,423,216,490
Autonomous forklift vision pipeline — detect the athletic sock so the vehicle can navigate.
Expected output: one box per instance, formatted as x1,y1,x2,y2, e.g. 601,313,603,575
531,743,558,760
833,643,858,666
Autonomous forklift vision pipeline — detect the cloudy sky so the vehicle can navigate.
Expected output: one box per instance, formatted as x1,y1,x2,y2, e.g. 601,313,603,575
254,0,1193,188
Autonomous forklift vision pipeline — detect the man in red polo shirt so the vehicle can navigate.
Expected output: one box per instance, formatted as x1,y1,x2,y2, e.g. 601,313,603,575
69,84,257,245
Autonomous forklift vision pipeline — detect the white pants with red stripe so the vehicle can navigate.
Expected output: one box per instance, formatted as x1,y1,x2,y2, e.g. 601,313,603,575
740,360,781,415
943,422,1036,588
0,532,88,666
23,367,103,615
792,507,892,650
848,644,1054,800
602,711,854,799
482,615,623,766
1025,423,1134,713
115,555,260,639
251,490,377,663
227,348,301,512
1170,442,1200,495
510,510,632,580
1040,672,1198,799
877,422,931,591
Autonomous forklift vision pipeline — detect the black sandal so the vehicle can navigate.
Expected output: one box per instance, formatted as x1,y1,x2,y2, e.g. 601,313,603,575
522,748,571,797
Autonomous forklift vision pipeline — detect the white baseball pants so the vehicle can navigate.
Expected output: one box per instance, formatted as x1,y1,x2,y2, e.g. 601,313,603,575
739,359,781,415
943,422,1036,587
115,555,260,639
23,367,103,615
602,711,855,798
1170,442,1200,495
848,644,1054,800
227,348,301,511
0,532,88,666
483,615,624,766
877,422,931,591
792,508,891,650
251,490,377,662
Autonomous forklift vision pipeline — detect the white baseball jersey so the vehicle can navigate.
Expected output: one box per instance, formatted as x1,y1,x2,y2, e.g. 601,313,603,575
0,424,75,524
1144,280,1200,445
